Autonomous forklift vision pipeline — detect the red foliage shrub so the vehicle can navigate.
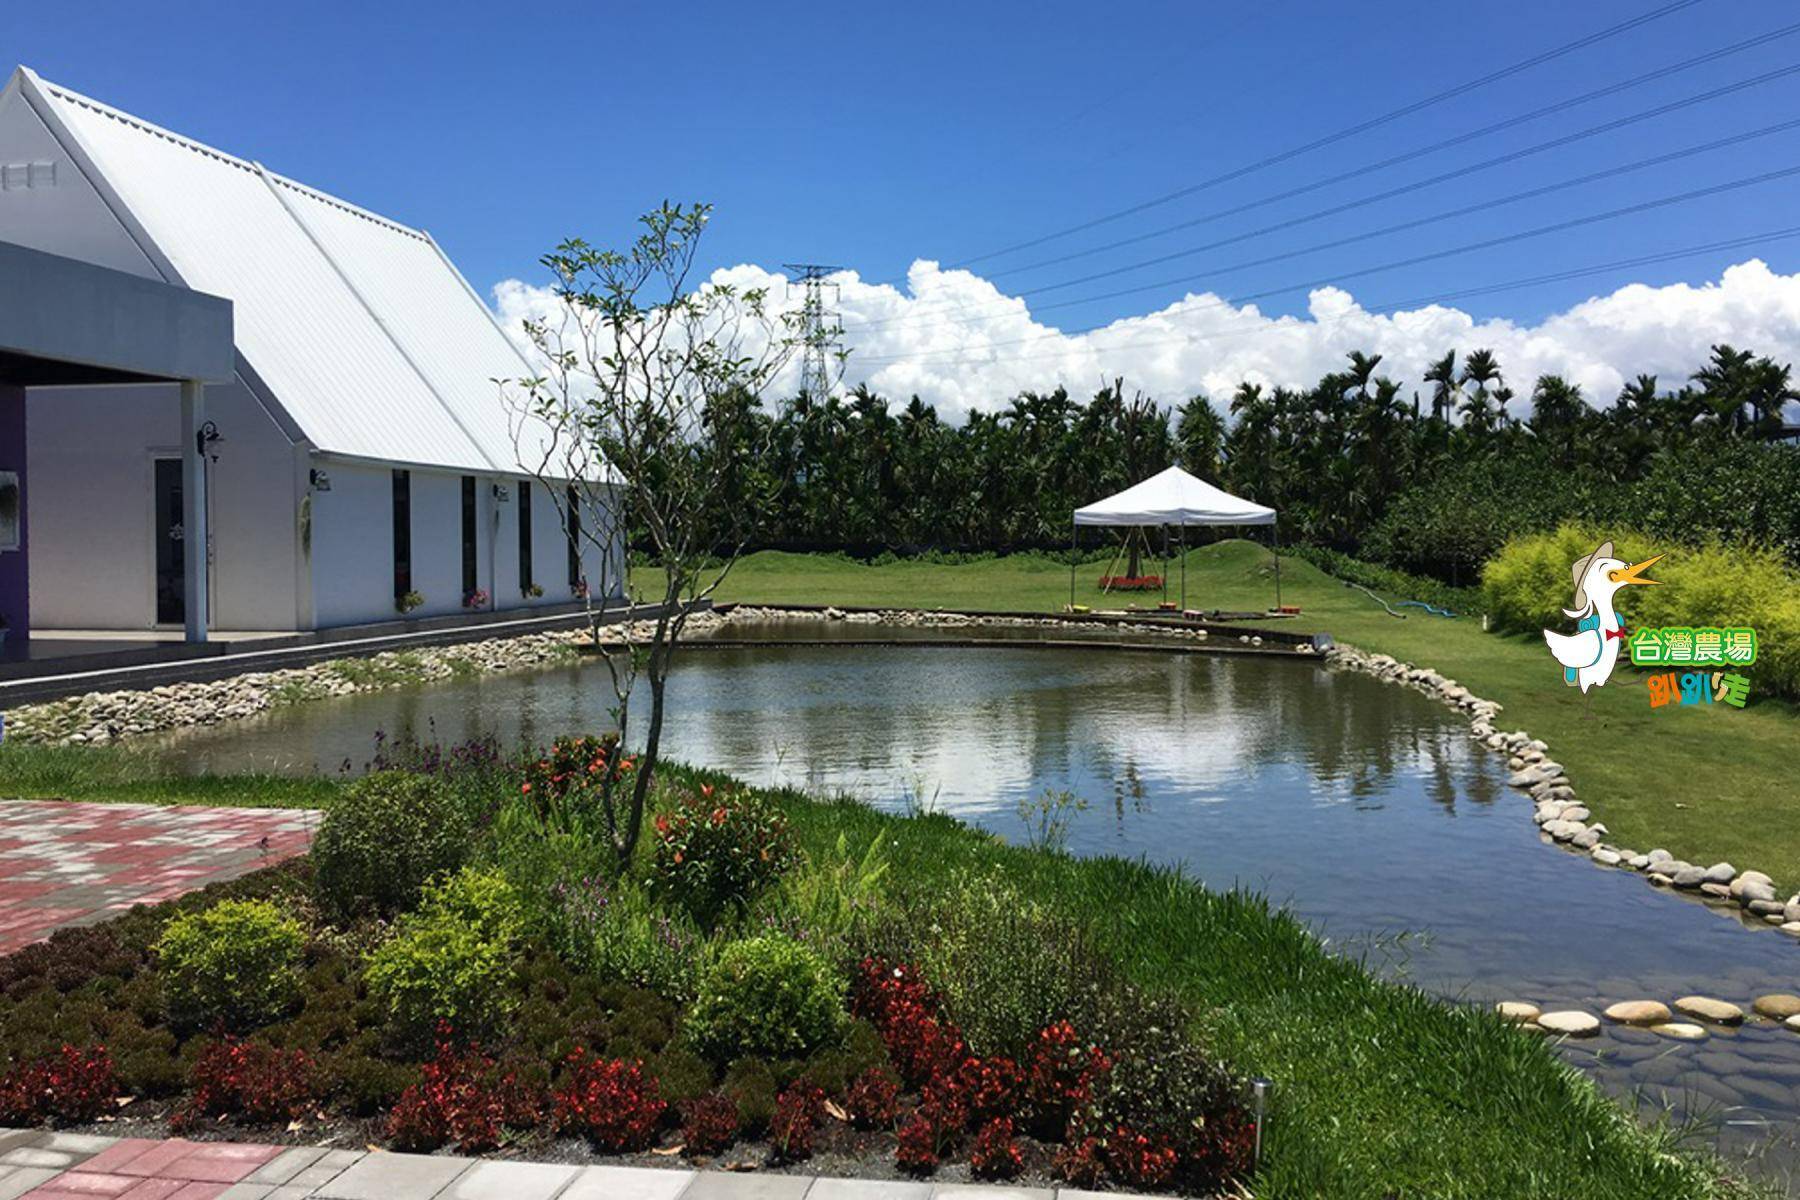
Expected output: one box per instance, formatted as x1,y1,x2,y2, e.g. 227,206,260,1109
894,1112,940,1174
958,1055,1020,1122
1025,1020,1111,1135
1188,1106,1258,1186
679,1092,740,1156
770,1081,826,1162
969,1117,1023,1180
554,1051,666,1152
918,1071,969,1139
851,958,966,1087
175,1039,315,1131
1105,1125,1179,1189
1052,1135,1106,1189
843,1068,900,1130
0,1045,118,1125
385,1034,543,1153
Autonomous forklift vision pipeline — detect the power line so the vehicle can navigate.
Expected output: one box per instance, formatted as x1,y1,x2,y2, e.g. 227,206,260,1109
918,0,1710,276
849,113,1800,341
843,224,1800,376
846,161,1800,368
987,21,1800,281
848,56,1800,336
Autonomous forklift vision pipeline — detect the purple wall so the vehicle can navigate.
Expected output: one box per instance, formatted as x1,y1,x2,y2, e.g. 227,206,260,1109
0,384,26,642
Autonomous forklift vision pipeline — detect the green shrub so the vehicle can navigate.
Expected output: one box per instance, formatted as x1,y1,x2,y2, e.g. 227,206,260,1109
364,868,524,1040
155,899,305,1031
653,786,798,924
685,937,844,1061
1483,525,1800,700
906,872,1112,1058
761,832,893,960
722,1057,778,1133
557,878,708,1002
312,771,471,918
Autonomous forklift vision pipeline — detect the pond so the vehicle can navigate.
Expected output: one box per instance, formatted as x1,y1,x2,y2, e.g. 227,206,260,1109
137,630,1800,1173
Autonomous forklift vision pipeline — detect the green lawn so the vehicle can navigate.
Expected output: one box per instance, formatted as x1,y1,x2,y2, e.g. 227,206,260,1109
645,542,1800,887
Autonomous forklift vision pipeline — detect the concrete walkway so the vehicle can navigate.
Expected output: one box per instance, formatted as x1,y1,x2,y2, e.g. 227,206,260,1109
0,1130,1122,1200
0,802,320,954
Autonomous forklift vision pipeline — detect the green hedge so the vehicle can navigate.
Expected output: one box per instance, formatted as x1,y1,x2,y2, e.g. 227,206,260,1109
1482,524,1800,701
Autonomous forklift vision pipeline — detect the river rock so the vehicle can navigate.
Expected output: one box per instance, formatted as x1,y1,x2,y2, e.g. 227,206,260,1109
1648,873,1674,888
1747,899,1787,917
1700,882,1732,901
1734,878,1778,905
1650,1022,1708,1041
1702,862,1737,885
1673,996,1744,1025
1591,848,1622,867
1495,1001,1540,1023
1571,829,1602,850
1560,805,1591,823
1537,1011,1601,1037
1786,900,1800,923
1788,1015,1800,1033
1752,994,1800,1020
1670,866,1707,889
1605,1000,1672,1025
1782,922,1800,937
1646,848,1673,865
1627,854,1652,870
1730,870,1773,899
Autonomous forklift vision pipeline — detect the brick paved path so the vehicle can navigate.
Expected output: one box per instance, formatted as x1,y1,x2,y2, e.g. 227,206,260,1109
0,802,321,955
0,1129,1124,1200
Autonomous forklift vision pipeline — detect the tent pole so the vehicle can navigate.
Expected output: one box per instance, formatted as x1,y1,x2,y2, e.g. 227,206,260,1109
1161,525,1168,605
1069,521,1076,612
1180,523,1187,612
1273,519,1283,611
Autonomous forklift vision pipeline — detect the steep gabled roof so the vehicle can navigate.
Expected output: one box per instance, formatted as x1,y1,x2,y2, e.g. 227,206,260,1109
13,66,544,475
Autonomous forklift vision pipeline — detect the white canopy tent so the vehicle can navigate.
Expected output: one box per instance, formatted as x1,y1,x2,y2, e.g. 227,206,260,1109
1071,466,1280,611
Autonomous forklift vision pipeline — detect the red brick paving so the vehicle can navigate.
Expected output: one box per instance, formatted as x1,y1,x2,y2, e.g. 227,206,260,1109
0,802,321,955
19,1138,282,1198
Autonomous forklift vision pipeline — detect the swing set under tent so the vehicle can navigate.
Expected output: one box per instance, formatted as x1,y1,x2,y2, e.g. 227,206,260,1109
1069,465,1286,614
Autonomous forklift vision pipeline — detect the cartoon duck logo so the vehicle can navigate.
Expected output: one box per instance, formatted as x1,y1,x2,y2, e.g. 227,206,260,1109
1542,540,1662,693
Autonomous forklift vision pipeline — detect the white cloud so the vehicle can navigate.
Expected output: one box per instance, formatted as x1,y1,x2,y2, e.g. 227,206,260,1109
491,258,1800,422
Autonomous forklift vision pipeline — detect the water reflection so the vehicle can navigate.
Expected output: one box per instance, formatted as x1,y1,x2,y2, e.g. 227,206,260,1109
138,639,1800,1175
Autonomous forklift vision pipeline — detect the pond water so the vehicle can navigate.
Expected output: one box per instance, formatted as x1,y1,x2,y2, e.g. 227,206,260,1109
138,631,1800,1176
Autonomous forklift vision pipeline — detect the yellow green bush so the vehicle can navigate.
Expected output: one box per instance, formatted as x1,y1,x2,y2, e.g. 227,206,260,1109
1483,524,1799,700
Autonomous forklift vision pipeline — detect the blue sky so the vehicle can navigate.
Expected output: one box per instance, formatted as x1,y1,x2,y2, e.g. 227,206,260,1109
10,0,1800,410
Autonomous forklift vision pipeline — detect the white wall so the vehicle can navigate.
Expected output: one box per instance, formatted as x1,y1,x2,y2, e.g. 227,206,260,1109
25,379,302,631
309,465,621,629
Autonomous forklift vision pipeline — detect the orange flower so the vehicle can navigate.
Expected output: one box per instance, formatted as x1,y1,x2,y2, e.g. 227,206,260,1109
700,784,714,799
673,851,684,864
521,783,532,794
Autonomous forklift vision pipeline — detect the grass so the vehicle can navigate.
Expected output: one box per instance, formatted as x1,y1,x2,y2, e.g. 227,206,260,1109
642,543,1800,887
0,743,338,809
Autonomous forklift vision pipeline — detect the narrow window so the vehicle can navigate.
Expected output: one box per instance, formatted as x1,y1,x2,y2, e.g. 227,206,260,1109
517,481,533,592
391,469,411,600
566,484,582,587
461,475,478,597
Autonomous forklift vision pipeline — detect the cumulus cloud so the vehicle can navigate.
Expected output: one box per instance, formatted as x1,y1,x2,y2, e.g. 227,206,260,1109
491,258,1800,423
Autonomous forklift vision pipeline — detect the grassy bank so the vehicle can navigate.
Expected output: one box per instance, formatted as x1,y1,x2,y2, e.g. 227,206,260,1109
642,543,1800,886
0,742,338,808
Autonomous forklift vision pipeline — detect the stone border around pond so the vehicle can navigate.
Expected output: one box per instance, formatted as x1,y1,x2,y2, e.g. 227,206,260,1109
1320,643,1800,947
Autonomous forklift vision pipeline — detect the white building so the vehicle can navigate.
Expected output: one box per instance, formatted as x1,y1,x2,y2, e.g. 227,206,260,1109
0,65,618,642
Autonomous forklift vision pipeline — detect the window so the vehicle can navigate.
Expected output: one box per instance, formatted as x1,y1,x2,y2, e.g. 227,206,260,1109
461,476,478,597
391,469,411,600
517,481,533,592
566,485,582,587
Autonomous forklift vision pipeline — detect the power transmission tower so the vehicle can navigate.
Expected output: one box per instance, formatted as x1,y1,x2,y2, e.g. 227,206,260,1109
784,263,842,400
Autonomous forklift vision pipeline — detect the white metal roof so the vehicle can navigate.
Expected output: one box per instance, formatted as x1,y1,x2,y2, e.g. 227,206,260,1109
19,67,549,476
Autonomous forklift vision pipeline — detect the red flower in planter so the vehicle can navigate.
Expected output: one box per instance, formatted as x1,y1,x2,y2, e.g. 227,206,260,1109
386,1033,542,1153
770,1081,826,1162
553,1051,665,1152
843,1068,900,1130
970,1117,1023,1180
679,1092,741,1156
0,1044,117,1126
176,1038,316,1131
895,1112,941,1174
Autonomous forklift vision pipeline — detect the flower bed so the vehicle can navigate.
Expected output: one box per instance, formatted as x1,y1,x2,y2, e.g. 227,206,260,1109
1097,575,1163,591
0,738,1254,1195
